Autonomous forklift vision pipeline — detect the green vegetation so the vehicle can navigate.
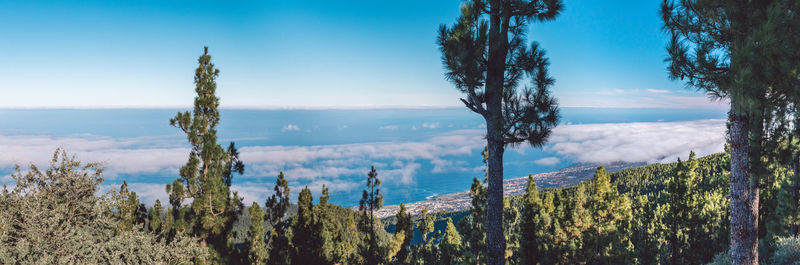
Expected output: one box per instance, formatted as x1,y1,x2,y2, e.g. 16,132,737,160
437,0,562,263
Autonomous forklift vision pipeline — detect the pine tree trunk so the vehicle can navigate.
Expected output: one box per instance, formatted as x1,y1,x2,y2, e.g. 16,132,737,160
484,3,508,264
729,111,758,265
793,151,800,236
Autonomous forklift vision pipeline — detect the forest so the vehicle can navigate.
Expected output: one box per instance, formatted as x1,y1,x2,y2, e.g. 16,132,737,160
2,0,800,264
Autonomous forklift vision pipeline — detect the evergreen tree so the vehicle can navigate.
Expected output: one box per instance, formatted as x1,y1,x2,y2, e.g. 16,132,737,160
662,1,800,263
265,172,292,264
291,186,326,265
148,199,163,234
520,174,543,264
587,166,632,264
664,152,699,265
438,1,562,263
266,172,290,226
165,46,245,260
440,218,463,265
247,202,267,265
320,184,330,205
395,203,413,264
359,165,384,264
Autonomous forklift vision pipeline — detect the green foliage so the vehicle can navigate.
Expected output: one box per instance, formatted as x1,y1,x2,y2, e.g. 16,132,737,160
395,203,413,264
165,46,245,263
266,172,290,226
149,199,164,234
291,186,326,265
246,202,267,265
359,165,385,264
0,150,208,264
772,236,800,265
439,218,462,265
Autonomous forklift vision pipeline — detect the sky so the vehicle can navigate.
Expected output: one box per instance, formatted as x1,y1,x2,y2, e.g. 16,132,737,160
0,0,727,109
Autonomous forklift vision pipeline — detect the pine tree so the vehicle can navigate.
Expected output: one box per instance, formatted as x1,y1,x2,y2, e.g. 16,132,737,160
266,172,290,226
247,202,267,265
440,218,463,265
664,152,698,265
165,46,245,260
291,186,325,265
587,166,632,264
148,199,163,234
438,1,562,263
117,181,145,232
395,203,413,264
265,172,292,264
520,174,543,264
662,1,800,263
320,184,330,205
359,165,384,264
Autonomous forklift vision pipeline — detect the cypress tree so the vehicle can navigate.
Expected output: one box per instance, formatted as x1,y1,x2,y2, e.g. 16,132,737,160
166,46,245,259
438,1,562,263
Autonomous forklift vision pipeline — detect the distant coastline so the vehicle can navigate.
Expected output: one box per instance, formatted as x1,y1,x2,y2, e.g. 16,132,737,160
369,161,644,218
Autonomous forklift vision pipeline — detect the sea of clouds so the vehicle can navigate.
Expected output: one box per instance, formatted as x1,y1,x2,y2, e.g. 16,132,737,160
0,119,727,206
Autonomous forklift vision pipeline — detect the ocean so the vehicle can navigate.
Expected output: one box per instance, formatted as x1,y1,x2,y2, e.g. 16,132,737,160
0,107,728,207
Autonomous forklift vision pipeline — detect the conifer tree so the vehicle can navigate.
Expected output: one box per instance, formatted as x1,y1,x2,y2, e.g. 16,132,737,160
438,1,562,263
359,166,384,264
266,172,290,226
587,166,632,264
395,203,413,264
320,184,330,205
165,47,245,260
664,152,699,264
520,174,543,264
247,202,267,265
440,218,463,265
265,172,292,264
148,199,163,234
292,186,325,265
662,1,800,263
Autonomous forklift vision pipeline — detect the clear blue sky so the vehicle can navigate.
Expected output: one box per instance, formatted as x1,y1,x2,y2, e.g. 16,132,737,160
0,0,726,109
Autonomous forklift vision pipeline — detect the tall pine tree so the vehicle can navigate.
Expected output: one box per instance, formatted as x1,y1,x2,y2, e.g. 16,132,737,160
438,1,562,263
166,47,245,261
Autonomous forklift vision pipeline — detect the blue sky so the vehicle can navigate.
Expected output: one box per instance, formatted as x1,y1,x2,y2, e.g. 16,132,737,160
0,0,726,109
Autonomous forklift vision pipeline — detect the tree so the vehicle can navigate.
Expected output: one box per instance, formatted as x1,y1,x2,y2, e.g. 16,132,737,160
292,186,325,265
247,202,268,265
438,1,562,263
266,172,290,226
165,46,245,260
359,165,384,264
320,184,330,205
587,166,632,264
440,218,463,265
117,181,146,232
265,172,292,264
664,152,699,265
148,199,164,234
395,203,413,264
662,1,800,263
520,174,543,264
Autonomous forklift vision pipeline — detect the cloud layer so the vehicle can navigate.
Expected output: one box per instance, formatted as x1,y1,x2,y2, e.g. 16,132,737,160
0,119,727,206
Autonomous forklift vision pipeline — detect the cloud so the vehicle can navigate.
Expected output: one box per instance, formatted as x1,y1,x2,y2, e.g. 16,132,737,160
379,125,399,130
422,122,440,129
546,119,726,164
282,124,300,132
533,157,560,166
646,89,671,94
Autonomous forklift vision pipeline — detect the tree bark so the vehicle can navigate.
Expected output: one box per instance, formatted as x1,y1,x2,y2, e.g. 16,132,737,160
729,111,758,265
484,2,508,263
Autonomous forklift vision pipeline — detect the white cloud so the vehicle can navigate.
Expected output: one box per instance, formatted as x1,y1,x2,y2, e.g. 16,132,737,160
282,124,300,132
546,119,726,164
422,122,440,129
646,89,671,94
533,157,560,166
379,125,399,130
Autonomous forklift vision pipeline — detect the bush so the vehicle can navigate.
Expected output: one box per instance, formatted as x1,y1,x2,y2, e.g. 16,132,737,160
773,236,800,265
